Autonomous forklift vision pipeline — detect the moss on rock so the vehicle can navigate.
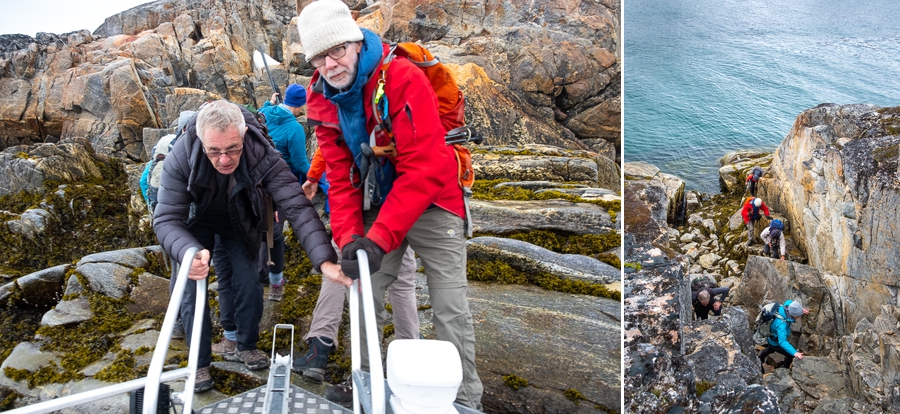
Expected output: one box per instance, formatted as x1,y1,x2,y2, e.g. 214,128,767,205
467,259,620,301
502,373,528,390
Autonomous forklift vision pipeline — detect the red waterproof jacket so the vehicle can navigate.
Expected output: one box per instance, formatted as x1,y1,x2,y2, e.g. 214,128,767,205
306,43,464,253
741,197,770,223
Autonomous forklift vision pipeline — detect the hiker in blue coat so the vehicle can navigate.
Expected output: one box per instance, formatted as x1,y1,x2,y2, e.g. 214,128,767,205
758,299,808,371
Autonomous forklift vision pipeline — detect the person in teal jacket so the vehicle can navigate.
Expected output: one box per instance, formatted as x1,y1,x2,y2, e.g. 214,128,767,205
758,299,808,371
258,84,311,181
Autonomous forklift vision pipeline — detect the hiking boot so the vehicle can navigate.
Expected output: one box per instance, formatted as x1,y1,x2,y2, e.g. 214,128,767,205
268,279,286,302
172,319,185,340
292,336,335,382
211,337,237,360
236,348,269,370
194,366,214,392
259,271,270,287
324,378,353,408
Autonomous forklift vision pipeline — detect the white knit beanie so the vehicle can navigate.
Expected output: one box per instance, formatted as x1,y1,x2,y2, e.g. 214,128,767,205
297,0,364,61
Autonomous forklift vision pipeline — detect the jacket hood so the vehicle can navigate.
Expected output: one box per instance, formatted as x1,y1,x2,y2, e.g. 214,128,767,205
260,104,297,126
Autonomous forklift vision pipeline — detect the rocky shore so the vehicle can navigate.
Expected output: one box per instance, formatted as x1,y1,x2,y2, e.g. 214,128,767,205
0,0,620,412
625,103,900,413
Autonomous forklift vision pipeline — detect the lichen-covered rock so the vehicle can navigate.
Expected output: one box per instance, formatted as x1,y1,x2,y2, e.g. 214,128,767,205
473,150,600,185
624,162,686,225
759,103,900,283
469,282,621,413
469,199,616,235
684,307,761,392
2,0,619,160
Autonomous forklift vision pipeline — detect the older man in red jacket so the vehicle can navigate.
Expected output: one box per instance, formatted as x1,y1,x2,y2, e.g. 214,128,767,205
296,0,483,410
742,196,772,246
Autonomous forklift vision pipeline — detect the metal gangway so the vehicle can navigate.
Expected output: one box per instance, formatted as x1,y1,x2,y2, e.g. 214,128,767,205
6,247,483,414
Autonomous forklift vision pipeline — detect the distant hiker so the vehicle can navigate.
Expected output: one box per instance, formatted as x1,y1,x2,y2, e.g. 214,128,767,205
297,0,482,408
153,100,341,392
690,275,730,320
255,85,313,299
758,299,808,371
139,110,195,339
746,166,764,196
742,196,772,246
761,219,786,260
140,111,196,214
692,287,730,320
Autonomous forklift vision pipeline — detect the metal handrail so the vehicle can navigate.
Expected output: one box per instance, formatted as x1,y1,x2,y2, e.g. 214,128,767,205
348,249,385,414
5,247,203,414
3,368,193,414
144,246,204,413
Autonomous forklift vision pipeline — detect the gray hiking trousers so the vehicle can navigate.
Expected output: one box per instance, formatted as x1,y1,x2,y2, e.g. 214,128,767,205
304,244,420,344
355,207,483,410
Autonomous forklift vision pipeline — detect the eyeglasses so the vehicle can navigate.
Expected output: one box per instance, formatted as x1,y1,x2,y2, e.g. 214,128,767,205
310,43,350,68
203,144,243,158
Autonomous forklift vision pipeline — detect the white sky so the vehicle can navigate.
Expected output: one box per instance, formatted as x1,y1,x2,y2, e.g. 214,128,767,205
0,0,154,37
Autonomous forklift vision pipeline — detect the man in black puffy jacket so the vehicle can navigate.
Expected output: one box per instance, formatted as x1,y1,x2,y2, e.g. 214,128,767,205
153,100,342,392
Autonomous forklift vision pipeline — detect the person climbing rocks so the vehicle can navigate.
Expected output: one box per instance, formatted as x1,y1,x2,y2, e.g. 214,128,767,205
758,299,809,372
692,285,731,320
746,166,764,197
742,196,771,246
761,219,786,260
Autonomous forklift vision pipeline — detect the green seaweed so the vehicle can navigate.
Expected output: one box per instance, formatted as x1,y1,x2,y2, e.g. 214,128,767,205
467,259,620,301
502,374,529,390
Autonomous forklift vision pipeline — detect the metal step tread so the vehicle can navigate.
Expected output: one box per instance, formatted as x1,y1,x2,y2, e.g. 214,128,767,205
196,384,352,414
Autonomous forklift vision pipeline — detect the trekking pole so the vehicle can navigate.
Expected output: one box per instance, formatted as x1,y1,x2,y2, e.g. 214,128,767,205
255,46,282,104
445,126,484,145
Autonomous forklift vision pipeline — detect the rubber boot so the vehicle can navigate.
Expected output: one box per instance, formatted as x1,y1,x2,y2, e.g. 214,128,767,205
292,336,334,382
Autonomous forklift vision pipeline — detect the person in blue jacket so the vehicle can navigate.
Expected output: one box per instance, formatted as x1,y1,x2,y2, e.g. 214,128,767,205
259,84,311,181
255,84,311,299
758,299,808,371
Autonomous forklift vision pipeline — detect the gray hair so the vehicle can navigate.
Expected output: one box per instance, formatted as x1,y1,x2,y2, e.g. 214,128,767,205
196,100,245,141
698,290,710,303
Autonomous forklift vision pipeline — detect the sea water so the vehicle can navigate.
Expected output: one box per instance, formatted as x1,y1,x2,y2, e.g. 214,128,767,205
624,0,900,192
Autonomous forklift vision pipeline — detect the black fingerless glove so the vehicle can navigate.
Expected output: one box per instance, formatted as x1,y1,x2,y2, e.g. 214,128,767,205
340,235,385,279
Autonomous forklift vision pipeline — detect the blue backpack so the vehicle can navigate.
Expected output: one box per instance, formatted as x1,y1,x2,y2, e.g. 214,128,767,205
770,219,784,230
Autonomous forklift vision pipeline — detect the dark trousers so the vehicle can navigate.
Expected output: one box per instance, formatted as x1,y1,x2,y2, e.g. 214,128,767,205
180,228,263,368
257,218,285,276
759,344,794,369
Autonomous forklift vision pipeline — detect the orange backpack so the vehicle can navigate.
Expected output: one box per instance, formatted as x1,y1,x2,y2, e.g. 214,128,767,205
371,42,475,191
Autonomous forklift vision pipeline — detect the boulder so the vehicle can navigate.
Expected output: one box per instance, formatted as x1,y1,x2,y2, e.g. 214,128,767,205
684,307,761,391
717,150,773,194
0,264,69,307
469,282,621,413
467,237,620,285
473,150,599,185
0,143,102,198
40,296,92,327
469,199,616,236
127,273,171,315
74,262,134,299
